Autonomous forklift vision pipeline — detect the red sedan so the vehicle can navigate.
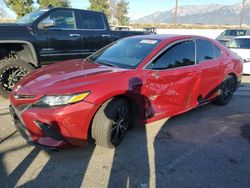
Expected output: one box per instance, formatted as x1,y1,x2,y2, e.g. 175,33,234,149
9,35,243,149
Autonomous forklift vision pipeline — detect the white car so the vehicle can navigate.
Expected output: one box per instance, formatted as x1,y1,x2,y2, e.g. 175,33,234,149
227,36,250,74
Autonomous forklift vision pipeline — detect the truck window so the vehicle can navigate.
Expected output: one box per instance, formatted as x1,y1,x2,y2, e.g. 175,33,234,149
45,10,76,29
80,11,105,30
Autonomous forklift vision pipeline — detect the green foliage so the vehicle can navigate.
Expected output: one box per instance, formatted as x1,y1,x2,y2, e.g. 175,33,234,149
4,0,34,18
116,0,129,25
88,0,110,19
38,0,71,8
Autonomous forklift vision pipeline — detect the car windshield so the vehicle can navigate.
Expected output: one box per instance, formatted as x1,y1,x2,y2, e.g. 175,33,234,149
227,38,250,49
16,10,48,24
221,30,246,36
87,38,161,69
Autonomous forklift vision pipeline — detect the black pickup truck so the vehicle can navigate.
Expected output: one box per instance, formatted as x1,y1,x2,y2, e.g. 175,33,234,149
0,7,147,98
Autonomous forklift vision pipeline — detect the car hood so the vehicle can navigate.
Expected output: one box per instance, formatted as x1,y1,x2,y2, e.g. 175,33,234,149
0,23,32,39
0,23,28,31
229,48,250,60
15,59,128,96
216,35,234,42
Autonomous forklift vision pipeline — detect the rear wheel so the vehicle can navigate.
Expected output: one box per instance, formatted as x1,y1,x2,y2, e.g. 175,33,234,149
0,58,34,98
91,98,130,148
213,75,236,106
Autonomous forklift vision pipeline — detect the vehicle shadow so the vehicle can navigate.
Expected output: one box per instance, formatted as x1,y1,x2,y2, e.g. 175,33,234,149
107,77,152,187
1,148,41,187
17,144,96,188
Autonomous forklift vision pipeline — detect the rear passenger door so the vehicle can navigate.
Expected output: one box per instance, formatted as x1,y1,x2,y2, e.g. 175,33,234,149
196,39,224,101
77,10,113,55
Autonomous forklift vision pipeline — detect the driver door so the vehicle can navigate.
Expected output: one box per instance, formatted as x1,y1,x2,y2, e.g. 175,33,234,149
36,9,82,64
142,39,200,118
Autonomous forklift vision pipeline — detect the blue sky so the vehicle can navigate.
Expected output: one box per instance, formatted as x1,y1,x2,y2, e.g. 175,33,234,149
72,0,241,19
1,0,241,19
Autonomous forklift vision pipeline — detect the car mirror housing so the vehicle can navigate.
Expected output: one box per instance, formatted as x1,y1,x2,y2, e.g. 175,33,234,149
39,19,55,29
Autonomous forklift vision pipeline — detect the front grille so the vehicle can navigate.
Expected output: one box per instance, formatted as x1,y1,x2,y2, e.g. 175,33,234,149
16,104,30,112
14,93,36,99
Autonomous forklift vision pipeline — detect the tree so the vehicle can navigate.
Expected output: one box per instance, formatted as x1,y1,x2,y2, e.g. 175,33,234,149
88,0,110,19
115,0,129,25
4,0,34,18
109,0,117,25
38,0,70,8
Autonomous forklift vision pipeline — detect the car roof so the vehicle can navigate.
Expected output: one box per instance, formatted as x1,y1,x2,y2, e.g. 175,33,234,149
128,34,210,41
224,29,250,31
48,7,104,14
235,36,250,39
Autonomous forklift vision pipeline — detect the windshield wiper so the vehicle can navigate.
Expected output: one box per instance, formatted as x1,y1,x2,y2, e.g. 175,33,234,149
95,61,117,67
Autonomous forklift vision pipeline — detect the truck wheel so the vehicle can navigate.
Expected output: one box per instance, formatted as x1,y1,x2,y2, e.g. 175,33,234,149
0,58,34,98
91,98,130,148
213,75,236,106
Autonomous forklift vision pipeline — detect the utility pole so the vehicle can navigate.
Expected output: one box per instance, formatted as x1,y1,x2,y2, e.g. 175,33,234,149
240,0,246,28
174,0,178,26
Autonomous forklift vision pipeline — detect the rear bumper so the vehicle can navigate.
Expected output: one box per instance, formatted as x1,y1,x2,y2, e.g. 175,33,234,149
243,62,250,75
9,101,99,148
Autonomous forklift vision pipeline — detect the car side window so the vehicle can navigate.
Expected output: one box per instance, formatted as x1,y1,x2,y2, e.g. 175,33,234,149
196,39,215,62
80,11,105,29
237,30,246,36
149,40,195,70
45,10,76,29
213,45,221,58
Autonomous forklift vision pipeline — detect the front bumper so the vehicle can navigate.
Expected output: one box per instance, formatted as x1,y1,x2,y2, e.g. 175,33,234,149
9,101,99,148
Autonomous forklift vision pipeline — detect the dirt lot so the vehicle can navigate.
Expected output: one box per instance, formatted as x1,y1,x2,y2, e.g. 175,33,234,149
0,76,250,188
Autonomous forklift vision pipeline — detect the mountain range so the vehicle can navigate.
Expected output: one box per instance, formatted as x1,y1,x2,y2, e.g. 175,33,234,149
134,1,250,25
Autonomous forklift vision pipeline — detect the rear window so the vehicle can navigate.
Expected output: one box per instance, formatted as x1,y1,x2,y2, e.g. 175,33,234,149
227,38,250,49
213,45,221,58
221,30,246,36
79,11,105,29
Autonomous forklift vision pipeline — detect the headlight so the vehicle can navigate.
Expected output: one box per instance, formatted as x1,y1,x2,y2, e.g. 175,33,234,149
34,92,90,107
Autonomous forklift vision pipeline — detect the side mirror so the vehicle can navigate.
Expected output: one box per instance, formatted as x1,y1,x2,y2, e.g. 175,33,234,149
39,19,55,29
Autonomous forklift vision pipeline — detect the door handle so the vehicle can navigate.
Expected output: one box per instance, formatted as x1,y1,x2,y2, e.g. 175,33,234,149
70,34,80,38
102,34,111,37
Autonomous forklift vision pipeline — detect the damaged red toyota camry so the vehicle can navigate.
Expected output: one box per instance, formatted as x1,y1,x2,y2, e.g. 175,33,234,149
10,35,243,149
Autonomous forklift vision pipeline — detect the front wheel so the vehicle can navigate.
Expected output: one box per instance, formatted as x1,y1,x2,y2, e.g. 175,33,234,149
213,75,236,106
91,98,130,148
0,58,34,98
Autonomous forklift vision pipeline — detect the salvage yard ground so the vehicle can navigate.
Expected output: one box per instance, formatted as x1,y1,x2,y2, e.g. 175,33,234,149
0,76,250,187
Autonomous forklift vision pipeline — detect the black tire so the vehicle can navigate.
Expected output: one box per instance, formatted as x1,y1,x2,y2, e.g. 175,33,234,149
0,58,34,98
213,75,237,106
91,98,130,148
